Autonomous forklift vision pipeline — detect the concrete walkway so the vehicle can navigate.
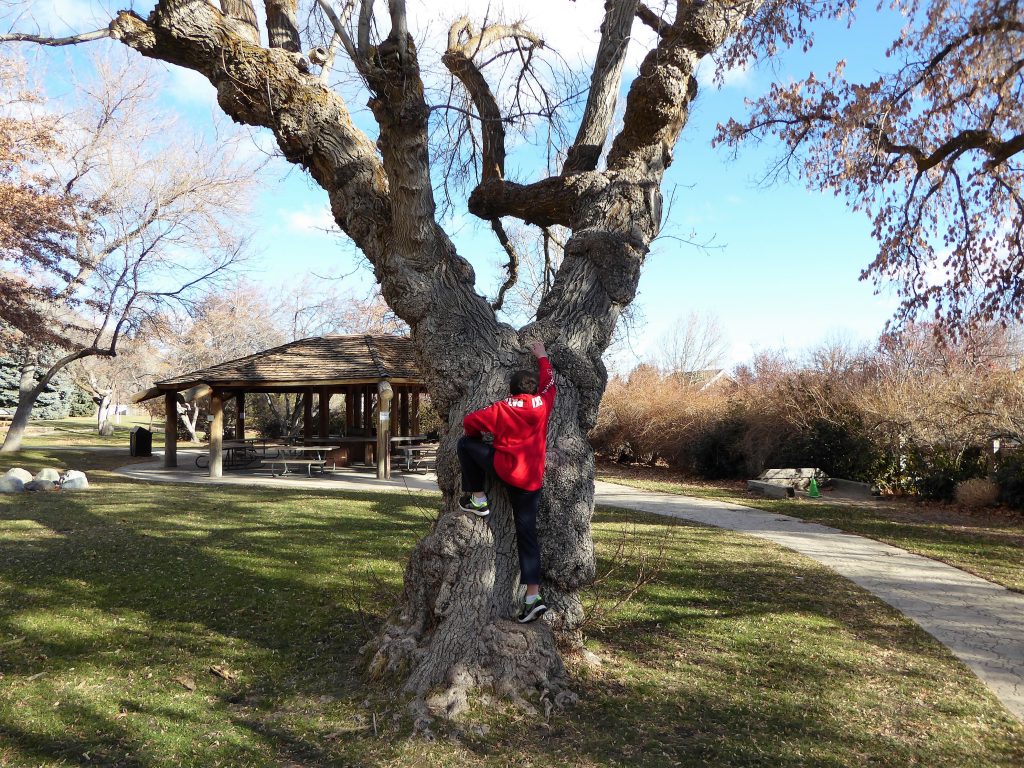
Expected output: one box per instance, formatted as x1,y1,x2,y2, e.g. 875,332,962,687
110,455,1023,722
595,481,1024,723
113,450,441,494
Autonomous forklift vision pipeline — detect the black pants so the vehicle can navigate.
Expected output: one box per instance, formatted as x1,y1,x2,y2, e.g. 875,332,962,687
457,436,542,585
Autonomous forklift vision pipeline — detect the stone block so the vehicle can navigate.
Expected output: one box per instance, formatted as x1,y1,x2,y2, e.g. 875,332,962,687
757,467,830,491
5,467,32,484
24,479,57,492
747,479,795,499
0,476,24,493
61,470,89,490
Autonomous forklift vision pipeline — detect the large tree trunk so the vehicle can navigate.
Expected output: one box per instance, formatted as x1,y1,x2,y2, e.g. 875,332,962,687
106,0,757,718
96,391,113,431
0,355,40,452
178,402,200,442
2,347,105,451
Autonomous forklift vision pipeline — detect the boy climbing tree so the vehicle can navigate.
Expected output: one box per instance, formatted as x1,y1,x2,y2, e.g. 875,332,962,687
457,341,556,623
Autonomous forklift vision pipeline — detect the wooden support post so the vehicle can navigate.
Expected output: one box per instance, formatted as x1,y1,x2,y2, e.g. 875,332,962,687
353,387,362,432
236,392,246,441
399,388,410,436
345,386,354,435
303,390,313,441
319,387,330,438
363,384,373,437
377,381,393,480
411,391,421,435
164,391,178,468
210,390,224,478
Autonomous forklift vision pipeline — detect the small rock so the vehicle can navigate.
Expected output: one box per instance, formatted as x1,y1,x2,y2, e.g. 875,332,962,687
6,467,32,484
24,479,58,492
0,476,24,493
35,468,61,483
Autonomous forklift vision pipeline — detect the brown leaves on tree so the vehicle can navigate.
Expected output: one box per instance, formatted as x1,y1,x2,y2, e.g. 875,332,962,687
0,55,84,346
716,0,1024,333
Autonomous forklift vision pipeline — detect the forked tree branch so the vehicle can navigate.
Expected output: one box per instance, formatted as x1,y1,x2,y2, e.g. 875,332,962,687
443,16,542,183
870,124,1024,172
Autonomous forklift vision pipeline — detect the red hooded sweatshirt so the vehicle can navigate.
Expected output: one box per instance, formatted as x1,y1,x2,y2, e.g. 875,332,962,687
462,356,556,491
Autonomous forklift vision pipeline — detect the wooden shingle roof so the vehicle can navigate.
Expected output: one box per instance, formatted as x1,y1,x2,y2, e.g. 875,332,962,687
154,335,423,390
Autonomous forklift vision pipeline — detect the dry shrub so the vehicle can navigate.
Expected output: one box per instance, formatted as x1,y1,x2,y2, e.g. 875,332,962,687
954,478,999,508
590,365,731,468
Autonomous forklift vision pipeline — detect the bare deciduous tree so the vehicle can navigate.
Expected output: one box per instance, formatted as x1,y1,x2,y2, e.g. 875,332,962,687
717,0,1024,331
0,54,259,451
656,310,729,375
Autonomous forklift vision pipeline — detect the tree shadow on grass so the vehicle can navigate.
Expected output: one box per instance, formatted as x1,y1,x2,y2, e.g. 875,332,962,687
2,487,1021,767
0,484,435,766
465,525,1024,767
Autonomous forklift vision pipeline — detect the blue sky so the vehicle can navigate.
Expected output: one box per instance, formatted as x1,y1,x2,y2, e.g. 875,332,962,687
17,0,910,369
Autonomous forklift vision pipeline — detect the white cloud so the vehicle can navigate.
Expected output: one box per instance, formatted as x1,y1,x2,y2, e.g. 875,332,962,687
283,205,337,234
696,58,753,90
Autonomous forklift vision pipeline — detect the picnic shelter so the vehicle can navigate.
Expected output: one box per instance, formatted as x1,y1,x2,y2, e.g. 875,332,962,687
134,335,428,479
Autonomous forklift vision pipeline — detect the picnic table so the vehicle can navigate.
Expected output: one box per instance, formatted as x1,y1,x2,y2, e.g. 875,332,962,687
391,436,438,473
195,439,264,470
264,445,330,477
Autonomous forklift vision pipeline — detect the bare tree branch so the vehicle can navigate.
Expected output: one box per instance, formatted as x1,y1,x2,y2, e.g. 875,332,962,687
636,3,670,35
443,16,543,183
563,0,639,174
0,29,111,46
488,218,520,311
265,0,301,51
315,0,360,69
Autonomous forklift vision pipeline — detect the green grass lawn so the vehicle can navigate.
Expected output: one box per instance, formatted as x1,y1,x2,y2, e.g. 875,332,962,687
596,463,1024,594
0,452,1022,766
12,416,169,450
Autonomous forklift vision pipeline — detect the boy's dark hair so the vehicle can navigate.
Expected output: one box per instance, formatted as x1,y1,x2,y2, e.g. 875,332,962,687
510,369,539,395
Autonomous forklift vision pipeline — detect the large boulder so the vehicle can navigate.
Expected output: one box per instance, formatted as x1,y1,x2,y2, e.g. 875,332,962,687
0,476,24,493
5,467,32,484
61,470,89,491
35,467,61,483
24,479,57,492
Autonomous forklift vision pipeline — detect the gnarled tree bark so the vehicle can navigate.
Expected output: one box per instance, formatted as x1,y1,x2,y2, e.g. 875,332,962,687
47,0,763,717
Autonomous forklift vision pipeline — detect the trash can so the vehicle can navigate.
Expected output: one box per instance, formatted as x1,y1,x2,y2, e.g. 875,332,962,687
130,426,152,457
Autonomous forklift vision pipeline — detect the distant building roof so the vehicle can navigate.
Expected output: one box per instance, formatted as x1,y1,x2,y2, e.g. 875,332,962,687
154,335,423,391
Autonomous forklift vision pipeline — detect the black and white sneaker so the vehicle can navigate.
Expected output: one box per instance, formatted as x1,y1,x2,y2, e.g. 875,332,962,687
458,494,490,517
517,596,548,623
